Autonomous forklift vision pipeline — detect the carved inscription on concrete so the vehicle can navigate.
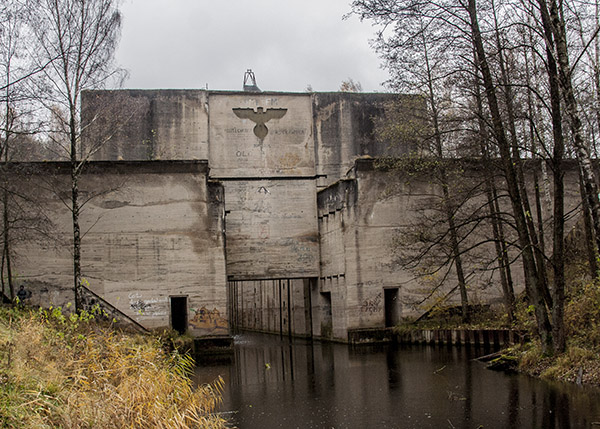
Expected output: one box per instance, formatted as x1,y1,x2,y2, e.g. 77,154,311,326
360,292,382,314
209,94,314,178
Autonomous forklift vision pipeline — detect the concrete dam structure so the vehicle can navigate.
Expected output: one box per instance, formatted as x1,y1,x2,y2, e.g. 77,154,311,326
11,88,581,341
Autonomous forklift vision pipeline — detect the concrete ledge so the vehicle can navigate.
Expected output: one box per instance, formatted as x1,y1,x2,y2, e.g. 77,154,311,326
193,335,234,355
1,160,210,175
348,328,527,347
395,329,528,347
348,328,395,345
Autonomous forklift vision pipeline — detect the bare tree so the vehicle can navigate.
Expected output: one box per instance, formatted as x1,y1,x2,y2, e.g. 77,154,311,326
392,18,472,321
29,0,125,311
351,0,600,354
0,1,23,300
339,78,363,92
351,0,518,322
350,0,556,350
540,0,600,259
0,0,47,300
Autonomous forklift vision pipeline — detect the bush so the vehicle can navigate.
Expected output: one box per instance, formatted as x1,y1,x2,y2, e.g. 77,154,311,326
564,280,600,348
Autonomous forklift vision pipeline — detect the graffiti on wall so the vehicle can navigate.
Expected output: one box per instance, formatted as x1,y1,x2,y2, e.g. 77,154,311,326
189,306,228,334
130,300,151,312
360,292,382,314
128,293,168,317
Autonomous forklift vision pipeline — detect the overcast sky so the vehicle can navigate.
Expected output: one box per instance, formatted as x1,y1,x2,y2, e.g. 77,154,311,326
114,0,390,93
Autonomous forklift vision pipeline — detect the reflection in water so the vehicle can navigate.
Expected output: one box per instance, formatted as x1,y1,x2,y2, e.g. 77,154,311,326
194,333,600,428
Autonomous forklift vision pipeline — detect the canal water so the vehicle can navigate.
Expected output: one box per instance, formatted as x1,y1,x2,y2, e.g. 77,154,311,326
194,333,600,428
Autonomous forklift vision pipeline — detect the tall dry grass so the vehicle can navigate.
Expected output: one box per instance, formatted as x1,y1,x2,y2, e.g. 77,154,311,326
0,306,227,428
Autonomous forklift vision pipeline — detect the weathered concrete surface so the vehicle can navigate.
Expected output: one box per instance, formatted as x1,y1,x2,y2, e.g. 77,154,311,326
11,89,586,343
316,158,583,341
83,90,210,161
12,161,228,336
316,171,423,340
312,93,424,188
82,90,422,184
223,179,319,279
79,90,422,286
208,93,319,280
208,92,314,178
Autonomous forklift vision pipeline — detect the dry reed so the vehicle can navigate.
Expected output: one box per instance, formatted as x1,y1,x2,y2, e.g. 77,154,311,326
0,306,227,428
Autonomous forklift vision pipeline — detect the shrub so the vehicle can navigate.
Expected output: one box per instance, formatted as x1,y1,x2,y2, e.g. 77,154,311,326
564,280,600,349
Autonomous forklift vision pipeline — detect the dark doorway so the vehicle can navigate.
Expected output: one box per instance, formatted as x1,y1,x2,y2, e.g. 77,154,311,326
170,296,188,334
384,288,400,328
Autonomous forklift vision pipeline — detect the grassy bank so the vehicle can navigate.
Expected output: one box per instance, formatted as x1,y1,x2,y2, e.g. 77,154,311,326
514,275,600,386
0,305,226,428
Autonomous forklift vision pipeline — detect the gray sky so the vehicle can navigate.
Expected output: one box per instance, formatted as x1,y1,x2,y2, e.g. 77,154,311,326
115,0,389,93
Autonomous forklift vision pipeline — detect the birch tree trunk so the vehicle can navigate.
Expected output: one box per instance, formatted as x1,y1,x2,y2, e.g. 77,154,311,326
542,0,600,257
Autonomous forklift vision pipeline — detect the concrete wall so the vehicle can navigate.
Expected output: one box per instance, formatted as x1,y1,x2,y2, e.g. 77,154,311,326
80,90,423,283
5,88,590,342
316,173,415,340
316,159,583,341
208,92,319,279
223,179,318,280
83,90,210,161
82,90,333,281
312,93,424,188
208,93,314,178
11,161,228,336
83,89,420,182
70,89,593,342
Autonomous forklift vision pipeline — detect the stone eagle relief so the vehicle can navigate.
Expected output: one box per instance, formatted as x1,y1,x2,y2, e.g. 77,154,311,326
232,107,287,139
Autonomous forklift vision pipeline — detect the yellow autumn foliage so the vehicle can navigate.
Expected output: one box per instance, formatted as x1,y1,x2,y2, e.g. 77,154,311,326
0,306,226,428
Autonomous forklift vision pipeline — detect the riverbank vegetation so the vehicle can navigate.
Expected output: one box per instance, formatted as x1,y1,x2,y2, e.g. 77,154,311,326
351,0,600,360
0,305,226,428
514,266,600,386
397,257,600,386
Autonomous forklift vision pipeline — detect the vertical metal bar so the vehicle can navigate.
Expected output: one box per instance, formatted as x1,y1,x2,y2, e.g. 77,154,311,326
272,280,276,331
228,281,233,332
240,281,244,329
279,279,283,336
260,280,264,330
287,279,292,337
307,278,314,339
232,281,236,330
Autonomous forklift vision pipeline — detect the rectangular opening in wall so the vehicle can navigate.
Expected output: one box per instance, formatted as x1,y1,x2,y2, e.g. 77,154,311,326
320,291,332,338
304,278,316,338
384,288,400,328
170,296,188,334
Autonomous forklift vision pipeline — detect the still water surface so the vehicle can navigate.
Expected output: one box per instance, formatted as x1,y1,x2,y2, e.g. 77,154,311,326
194,333,600,428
